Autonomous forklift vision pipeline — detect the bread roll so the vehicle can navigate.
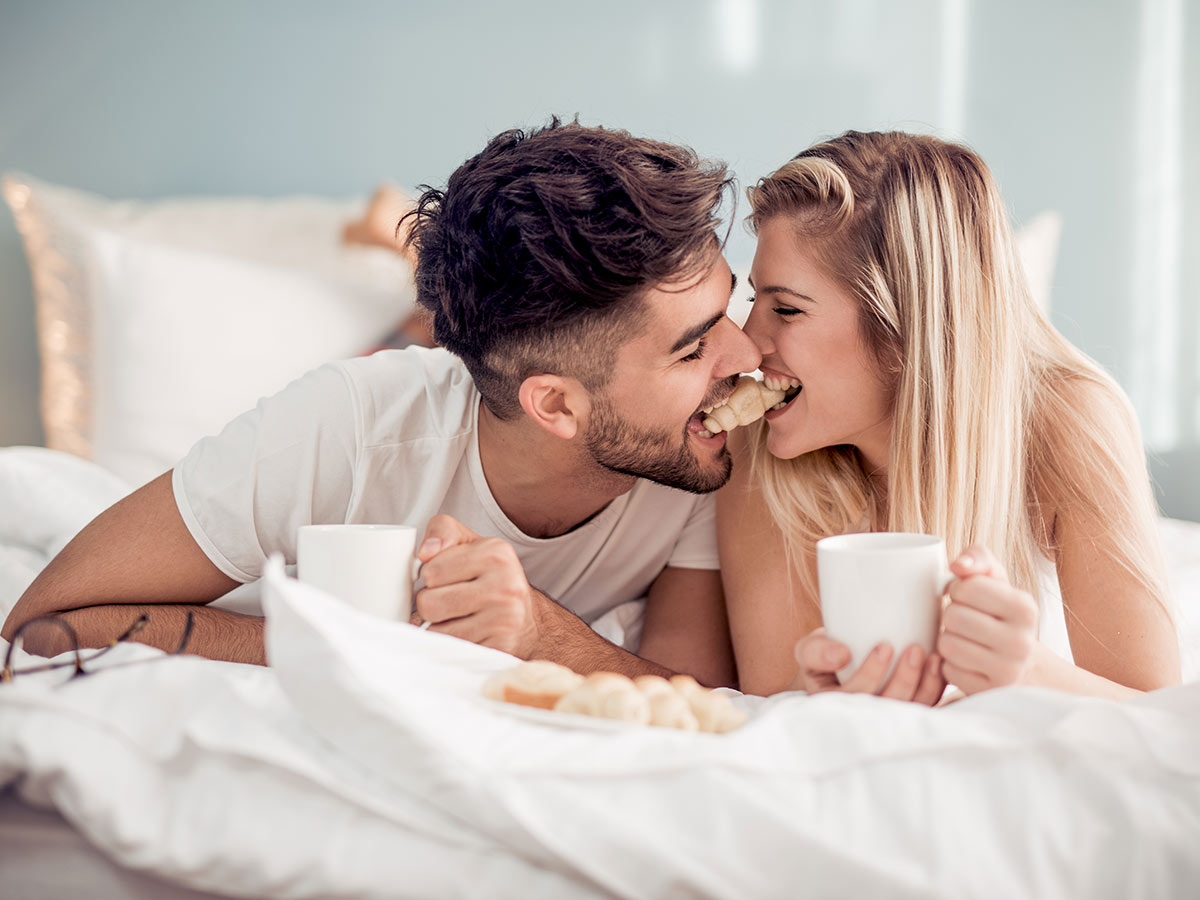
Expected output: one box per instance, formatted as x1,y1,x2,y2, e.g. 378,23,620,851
482,660,584,710
701,375,786,434
554,672,651,724
634,675,699,730
685,689,747,734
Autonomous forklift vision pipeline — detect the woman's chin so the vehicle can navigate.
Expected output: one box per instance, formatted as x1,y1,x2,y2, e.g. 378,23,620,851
765,426,807,461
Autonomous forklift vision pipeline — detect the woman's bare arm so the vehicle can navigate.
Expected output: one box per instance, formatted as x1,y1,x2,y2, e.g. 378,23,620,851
716,430,820,695
1034,378,1181,694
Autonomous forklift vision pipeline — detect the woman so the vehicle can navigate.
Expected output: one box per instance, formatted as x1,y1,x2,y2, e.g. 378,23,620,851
718,131,1180,700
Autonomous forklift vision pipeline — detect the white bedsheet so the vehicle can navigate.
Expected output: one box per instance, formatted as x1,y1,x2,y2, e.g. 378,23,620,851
2,446,1200,899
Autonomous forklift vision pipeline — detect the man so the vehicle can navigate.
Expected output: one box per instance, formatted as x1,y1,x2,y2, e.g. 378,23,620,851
2,120,759,687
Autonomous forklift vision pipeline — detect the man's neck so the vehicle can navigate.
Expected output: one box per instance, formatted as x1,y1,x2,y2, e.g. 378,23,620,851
476,402,636,540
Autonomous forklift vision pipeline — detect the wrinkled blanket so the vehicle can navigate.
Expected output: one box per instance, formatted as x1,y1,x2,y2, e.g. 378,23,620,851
2,446,1200,899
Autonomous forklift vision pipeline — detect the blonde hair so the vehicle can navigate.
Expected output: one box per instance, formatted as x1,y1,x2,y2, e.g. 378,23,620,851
746,131,1166,616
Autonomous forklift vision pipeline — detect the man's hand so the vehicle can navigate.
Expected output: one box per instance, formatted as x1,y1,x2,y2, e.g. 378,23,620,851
789,627,946,704
937,545,1039,694
413,514,547,657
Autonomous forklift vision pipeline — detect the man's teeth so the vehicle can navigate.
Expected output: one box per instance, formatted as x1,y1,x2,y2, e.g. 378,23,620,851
763,374,802,392
697,428,714,439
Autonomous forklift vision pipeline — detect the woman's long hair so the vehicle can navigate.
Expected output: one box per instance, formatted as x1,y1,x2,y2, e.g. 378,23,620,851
746,131,1166,620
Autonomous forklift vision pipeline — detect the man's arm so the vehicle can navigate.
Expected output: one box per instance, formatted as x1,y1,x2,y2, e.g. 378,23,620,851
414,515,736,687
1,471,263,663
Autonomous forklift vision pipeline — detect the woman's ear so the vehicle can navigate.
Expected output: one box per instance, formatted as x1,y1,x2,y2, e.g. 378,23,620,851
517,374,590,440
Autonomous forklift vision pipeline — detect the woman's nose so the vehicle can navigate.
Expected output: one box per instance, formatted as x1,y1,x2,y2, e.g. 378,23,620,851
742,305,774,357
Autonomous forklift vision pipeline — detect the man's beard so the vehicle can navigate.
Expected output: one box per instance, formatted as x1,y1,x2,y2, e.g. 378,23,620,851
583,388,734,495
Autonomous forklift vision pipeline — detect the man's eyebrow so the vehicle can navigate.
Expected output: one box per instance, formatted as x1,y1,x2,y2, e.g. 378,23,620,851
729,272,738,298
670,311,726,355
747,274,814,303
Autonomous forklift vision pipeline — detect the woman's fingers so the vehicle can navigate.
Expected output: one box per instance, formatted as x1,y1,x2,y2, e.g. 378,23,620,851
912,653,948,705
795,630,852,693
947,576,1038,627
950,544,1008,581
936,630,997,674
941,659,989,695
838,643,894,693
942,600,1033,657
879,644,927,700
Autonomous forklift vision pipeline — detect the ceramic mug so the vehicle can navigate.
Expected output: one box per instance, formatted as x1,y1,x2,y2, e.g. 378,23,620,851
817,532,952,680
297,524,421,620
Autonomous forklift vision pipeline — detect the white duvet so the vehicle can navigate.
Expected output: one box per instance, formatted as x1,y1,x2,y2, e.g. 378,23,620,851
2,446,1200,899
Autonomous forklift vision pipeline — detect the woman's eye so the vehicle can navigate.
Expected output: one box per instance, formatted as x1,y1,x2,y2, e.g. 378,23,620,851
774,307,805,318
680,338,707,362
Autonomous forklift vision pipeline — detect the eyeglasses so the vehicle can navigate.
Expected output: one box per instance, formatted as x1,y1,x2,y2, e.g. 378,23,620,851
1,611,194,684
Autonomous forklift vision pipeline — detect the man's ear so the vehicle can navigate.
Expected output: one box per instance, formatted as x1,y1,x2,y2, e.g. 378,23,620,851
518,374,590,440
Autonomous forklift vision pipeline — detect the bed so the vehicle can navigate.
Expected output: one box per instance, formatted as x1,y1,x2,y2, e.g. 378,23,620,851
2,178,1199,899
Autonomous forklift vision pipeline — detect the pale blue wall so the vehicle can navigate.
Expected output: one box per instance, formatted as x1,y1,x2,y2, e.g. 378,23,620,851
1,0,1197,517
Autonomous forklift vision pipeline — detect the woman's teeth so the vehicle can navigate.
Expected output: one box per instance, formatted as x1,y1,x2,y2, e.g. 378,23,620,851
762,374,801,392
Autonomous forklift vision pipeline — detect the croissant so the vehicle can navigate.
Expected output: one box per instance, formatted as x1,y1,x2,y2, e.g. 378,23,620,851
702,375,787,435
482,659,584,710
633,675,700,730
553,672,651,724
686,690,747,734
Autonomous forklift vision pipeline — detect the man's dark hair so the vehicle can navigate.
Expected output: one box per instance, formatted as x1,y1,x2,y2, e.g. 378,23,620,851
402,118,733,419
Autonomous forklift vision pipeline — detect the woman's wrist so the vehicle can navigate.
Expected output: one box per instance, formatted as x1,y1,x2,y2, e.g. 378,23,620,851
1020,641,1141,700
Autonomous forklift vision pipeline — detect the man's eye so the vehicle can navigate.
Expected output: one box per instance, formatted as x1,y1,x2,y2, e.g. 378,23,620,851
680,338,707,362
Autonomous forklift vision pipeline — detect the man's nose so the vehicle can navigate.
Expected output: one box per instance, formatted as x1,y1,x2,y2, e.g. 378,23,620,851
714,316,762,375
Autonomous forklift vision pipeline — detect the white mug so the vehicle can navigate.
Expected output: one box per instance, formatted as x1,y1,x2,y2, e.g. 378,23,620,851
817,532,952,680
296,524,420,620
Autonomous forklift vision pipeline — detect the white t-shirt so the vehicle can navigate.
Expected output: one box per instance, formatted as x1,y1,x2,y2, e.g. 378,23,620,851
173,347,719,624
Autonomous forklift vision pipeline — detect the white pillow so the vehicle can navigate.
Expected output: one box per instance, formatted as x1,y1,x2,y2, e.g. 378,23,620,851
3,173,415,487
1013,209,1062,315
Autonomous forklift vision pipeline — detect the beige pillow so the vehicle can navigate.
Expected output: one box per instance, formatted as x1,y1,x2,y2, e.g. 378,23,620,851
3,173,415,486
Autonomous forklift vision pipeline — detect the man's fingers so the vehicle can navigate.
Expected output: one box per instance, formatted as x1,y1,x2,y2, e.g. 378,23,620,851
420,538,522,590
424,612,490,645
414,583,483,625
418,514,479,562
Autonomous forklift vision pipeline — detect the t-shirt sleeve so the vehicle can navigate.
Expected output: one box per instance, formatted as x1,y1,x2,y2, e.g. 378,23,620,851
172,362,361,582
664,492,720,570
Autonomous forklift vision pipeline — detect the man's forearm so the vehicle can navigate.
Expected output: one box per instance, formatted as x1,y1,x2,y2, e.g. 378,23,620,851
17,604,266,666
529,591,682,681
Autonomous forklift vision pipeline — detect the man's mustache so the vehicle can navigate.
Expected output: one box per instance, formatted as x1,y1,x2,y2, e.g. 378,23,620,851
695,374,741,417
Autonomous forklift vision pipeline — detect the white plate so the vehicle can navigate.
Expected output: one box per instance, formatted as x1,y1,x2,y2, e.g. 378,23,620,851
477,696,642,731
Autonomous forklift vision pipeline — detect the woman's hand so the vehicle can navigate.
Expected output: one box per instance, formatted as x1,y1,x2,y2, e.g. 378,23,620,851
937,545,1039,694
790,627,946,704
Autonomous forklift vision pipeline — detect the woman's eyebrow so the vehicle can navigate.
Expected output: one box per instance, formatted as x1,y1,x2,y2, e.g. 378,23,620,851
759,284,815,302
747,275,814,303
